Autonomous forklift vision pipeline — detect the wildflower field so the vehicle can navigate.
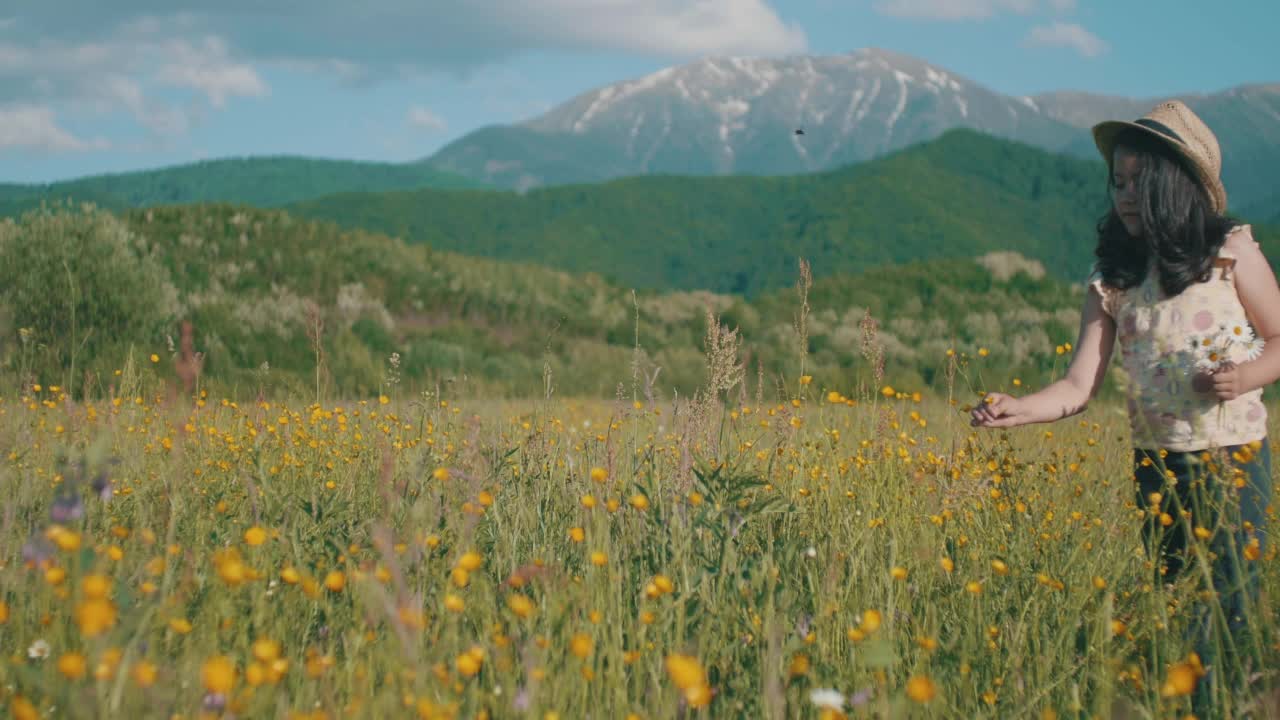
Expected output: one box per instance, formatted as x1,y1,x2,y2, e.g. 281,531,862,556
2,353,1278,720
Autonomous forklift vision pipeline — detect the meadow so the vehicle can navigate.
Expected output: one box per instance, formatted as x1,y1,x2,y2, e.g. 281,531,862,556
2,337,1277,719
1,201,1278,719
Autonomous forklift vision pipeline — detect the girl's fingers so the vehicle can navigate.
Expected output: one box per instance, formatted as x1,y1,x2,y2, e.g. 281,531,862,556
972,393,1020,427
1212,377,1237,400
1212,371,1237,397
972,404,1015,427
972,411,1015,428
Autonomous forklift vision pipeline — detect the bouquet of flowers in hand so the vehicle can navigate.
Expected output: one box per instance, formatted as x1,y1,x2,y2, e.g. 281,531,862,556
1189,323,1266,423
1189,323,1266,371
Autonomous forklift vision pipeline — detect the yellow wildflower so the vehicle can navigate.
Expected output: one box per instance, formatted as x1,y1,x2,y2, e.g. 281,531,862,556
905,675,937,703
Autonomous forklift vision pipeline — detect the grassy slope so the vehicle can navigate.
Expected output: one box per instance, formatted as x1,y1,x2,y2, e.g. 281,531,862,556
0,202,1079,399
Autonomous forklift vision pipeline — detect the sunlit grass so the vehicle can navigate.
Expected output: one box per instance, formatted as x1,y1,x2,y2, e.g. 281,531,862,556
0,361,1276,719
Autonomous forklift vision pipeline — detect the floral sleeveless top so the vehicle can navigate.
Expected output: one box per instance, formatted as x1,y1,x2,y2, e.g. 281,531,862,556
1089,225,1268,452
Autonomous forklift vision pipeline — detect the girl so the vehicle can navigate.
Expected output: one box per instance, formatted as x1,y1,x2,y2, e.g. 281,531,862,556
970,100,1280,707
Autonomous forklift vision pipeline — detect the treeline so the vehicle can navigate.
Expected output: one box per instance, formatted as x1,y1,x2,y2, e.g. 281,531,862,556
0,156,483,218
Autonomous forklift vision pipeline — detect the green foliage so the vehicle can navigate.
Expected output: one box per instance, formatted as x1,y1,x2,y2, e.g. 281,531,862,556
0,201,1093,401
0,204,180,394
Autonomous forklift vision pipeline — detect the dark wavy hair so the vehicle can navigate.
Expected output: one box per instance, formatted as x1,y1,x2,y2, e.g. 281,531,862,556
1094,128,1237,297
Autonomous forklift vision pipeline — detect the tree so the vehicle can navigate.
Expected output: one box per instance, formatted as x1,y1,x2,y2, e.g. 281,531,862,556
0,204,180,394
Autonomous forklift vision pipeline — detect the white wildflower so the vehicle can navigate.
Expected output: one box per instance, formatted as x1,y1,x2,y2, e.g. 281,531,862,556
1229,324,1255,343
809,688,846,710
27,639,50,660
1243,336,1266,362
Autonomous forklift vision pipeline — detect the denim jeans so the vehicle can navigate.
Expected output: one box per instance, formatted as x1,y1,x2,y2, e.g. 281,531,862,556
1133,438,1272,704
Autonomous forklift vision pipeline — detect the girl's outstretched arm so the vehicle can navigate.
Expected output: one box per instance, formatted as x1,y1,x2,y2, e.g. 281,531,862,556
971,286,1116,428
1200,228,1280,399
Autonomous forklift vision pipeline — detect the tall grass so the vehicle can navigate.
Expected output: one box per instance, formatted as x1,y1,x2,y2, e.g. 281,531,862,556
0,350,1275,718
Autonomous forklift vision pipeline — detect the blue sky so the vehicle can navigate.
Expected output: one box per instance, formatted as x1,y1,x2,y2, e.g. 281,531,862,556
3,0,1276,183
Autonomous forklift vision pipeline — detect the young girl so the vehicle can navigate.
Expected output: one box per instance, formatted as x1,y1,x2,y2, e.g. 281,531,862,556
970,100,1280,705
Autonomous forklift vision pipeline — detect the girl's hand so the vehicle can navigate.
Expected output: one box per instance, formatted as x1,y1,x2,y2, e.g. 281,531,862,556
1203,361,1247,400
970,392,1030,428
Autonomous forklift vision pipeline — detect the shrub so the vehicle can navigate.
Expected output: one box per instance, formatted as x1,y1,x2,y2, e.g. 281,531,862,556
0,204,180,393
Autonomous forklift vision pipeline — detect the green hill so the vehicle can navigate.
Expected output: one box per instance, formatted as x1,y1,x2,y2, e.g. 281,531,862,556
0,156,485,217
289,129,1280,297
287,129,1112,295
0,203,1083,400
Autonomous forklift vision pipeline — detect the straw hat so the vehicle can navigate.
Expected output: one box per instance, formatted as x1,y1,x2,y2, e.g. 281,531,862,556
1091,99,1227,214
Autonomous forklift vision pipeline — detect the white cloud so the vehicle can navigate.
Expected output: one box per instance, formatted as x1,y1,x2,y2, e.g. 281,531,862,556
518,0,808,57
89,75,185,135
406,105,447,132
0,105,109,152
1047,0,1076,11
11,2,807,74
875,0,1035,20
1023,22,1107,58
0,2,802,154
0,26,268,153
153,36,268,108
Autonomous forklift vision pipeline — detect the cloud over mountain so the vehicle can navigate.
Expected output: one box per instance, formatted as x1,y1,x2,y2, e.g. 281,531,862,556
1023,22,1107,58
0,2,805,153
7,2,806,77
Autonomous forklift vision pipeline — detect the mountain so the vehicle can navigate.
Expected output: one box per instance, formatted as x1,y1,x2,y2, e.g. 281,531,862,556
1034,84,1280,213
1026,91,1150,131
291,129,1111,296
425,49,1280,210
0,156,485,218
427,48,1081,189
6,49,1274,220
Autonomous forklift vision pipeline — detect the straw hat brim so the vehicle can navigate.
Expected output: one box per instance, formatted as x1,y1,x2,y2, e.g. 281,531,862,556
1091,120,1227,214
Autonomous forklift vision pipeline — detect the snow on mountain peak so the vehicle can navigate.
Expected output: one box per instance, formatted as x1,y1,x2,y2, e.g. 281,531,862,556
431,49,1279,209
538,48,1051,151
570,66,676,133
